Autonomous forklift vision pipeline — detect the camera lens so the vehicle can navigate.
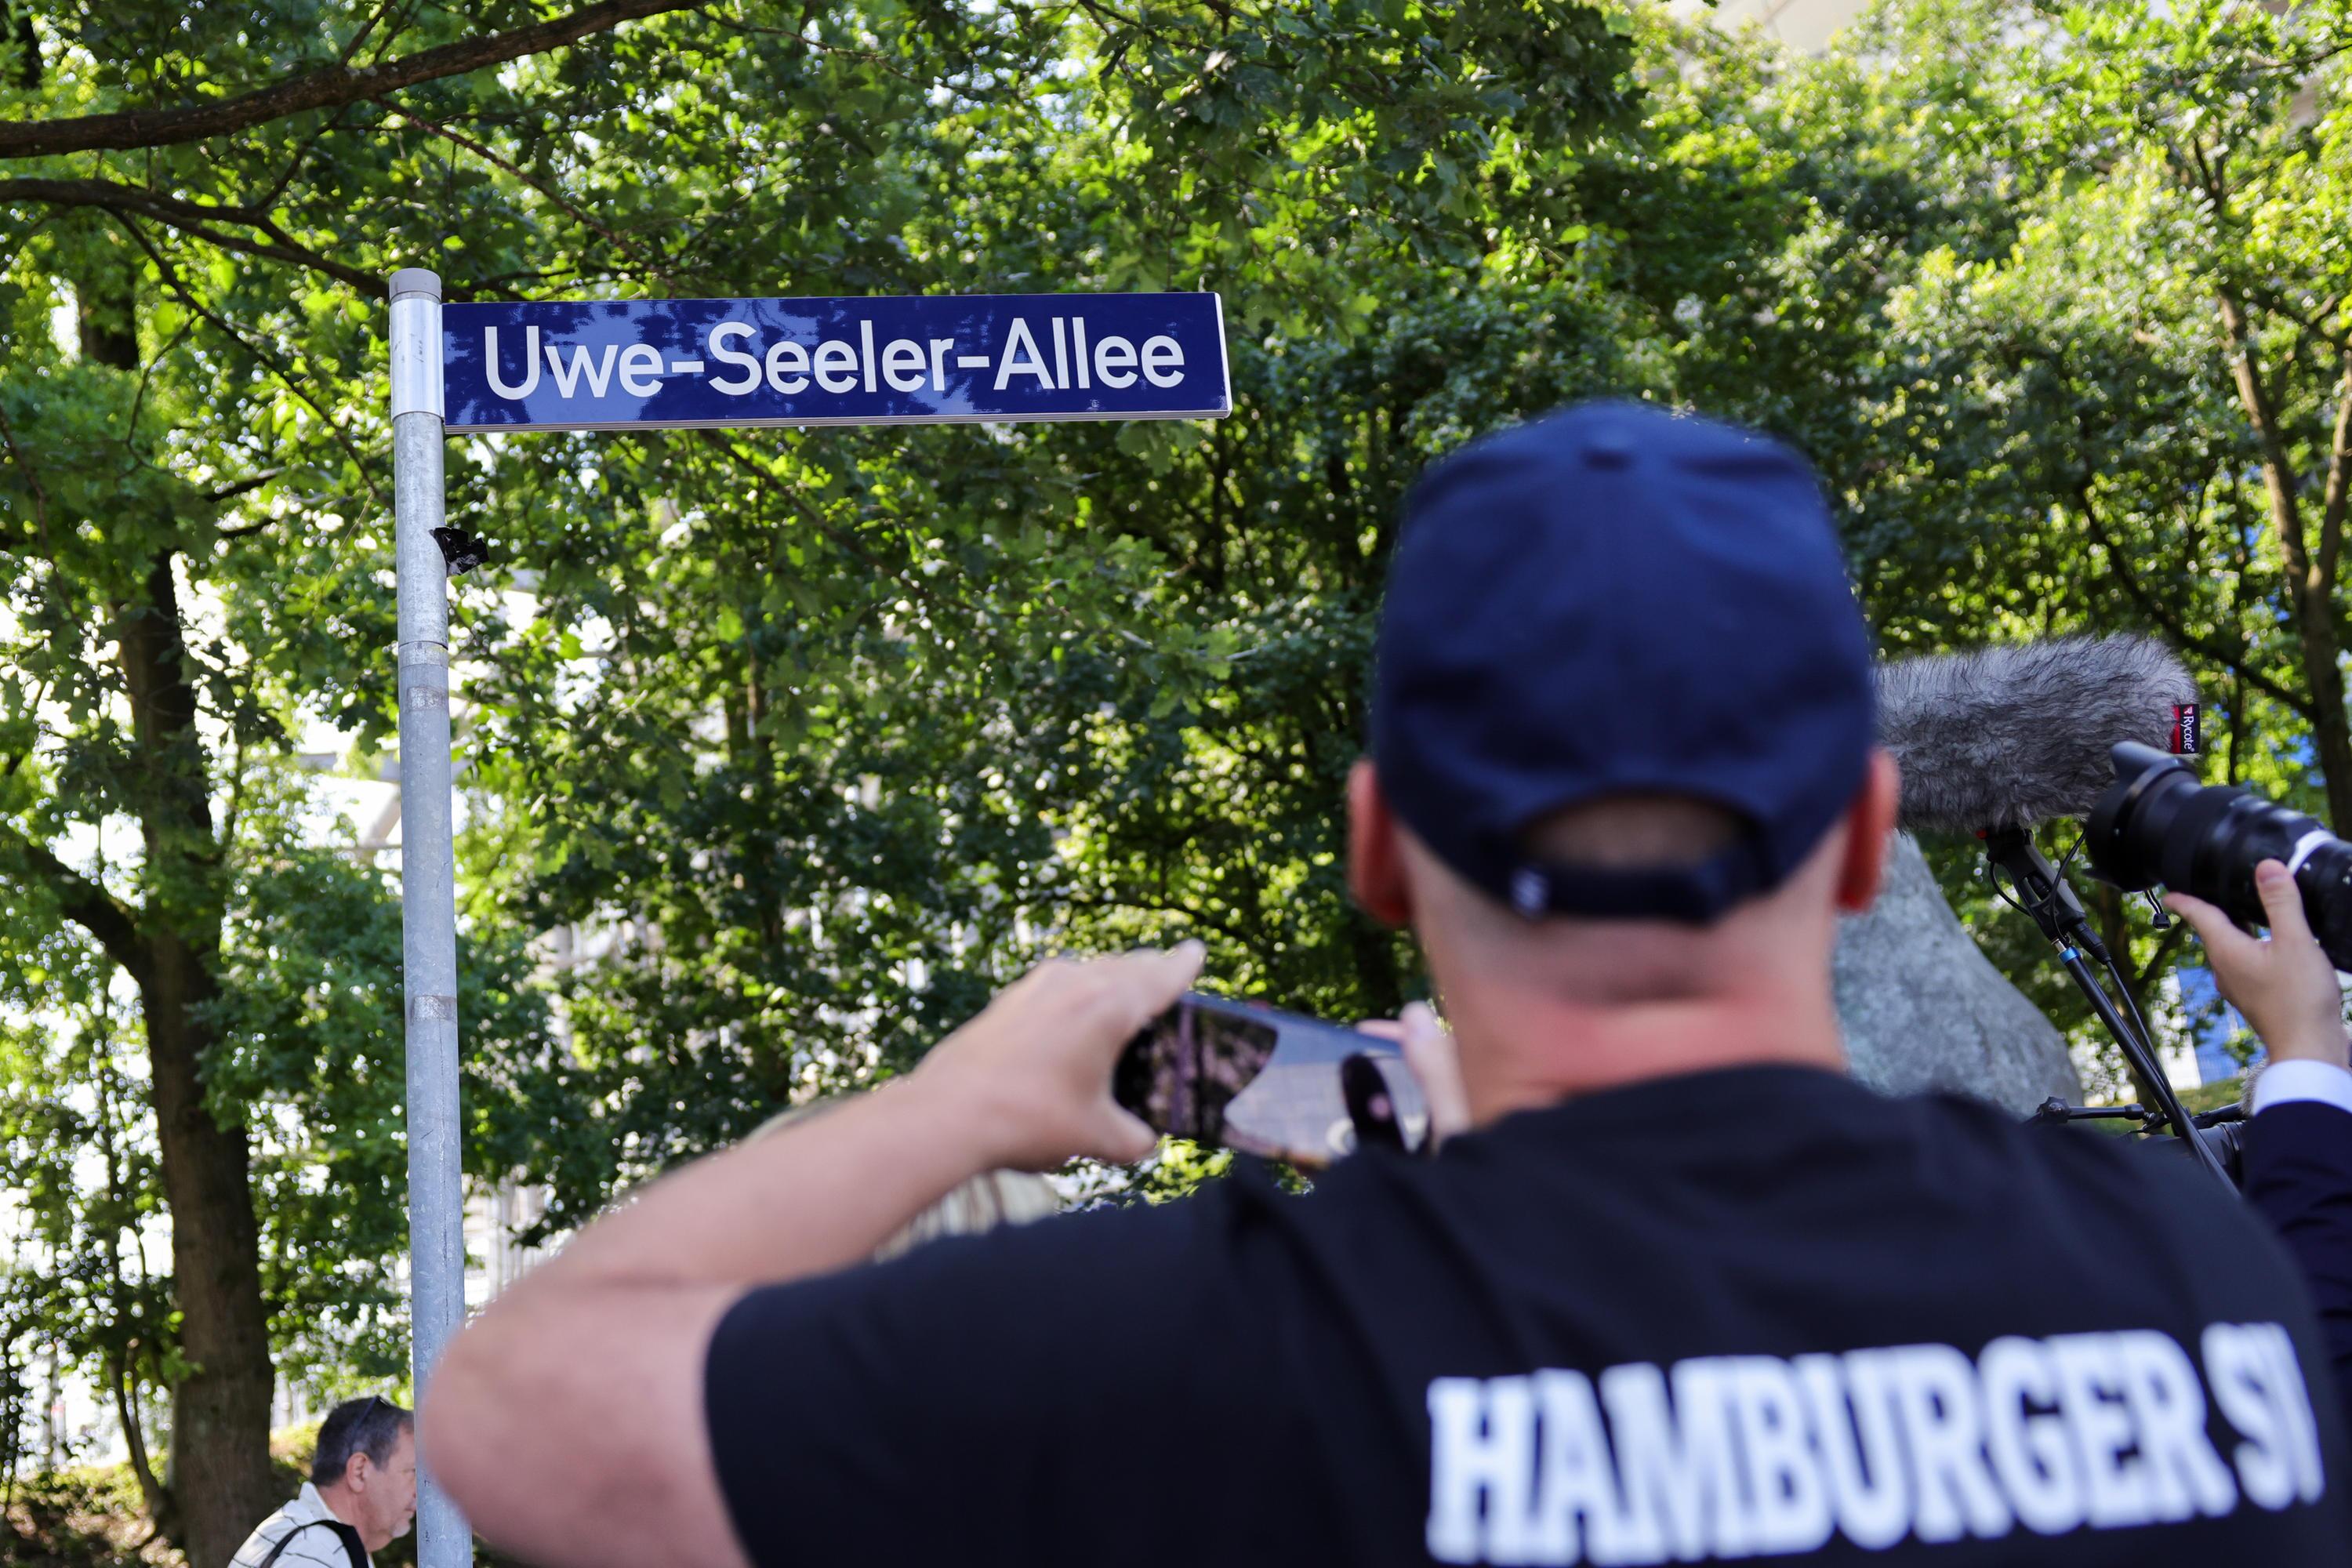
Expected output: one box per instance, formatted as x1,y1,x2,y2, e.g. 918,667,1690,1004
2088,741,2352,970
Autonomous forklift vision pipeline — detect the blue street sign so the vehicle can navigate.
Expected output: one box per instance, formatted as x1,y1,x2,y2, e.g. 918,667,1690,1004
441,293,1230,432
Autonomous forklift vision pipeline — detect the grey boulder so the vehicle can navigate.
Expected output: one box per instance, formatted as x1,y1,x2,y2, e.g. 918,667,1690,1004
1834,834,2082,1113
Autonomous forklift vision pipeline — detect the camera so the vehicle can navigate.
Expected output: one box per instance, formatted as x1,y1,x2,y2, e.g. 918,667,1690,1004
2086,740,2352,970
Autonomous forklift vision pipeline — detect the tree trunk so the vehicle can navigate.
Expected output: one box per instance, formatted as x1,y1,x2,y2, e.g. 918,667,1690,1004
98,1068,177,1540
119,558,278,1567
112,1351,172,1539
2285,575,2352,829
2218,292,2352,828
79,245,281,1564
142,937,278,1568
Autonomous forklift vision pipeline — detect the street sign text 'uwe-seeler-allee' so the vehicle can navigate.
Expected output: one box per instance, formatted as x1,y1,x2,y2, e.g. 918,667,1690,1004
442,293,1229,432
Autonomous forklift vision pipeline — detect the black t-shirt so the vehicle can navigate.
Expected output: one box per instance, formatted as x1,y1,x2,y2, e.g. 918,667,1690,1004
706,1065,2352,1564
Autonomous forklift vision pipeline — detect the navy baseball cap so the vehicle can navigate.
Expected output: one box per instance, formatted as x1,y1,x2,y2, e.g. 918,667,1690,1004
1370,401,1875,923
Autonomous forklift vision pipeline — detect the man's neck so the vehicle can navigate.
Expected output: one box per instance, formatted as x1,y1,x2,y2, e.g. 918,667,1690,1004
312,1483,365,1538
1454,985,1846,1127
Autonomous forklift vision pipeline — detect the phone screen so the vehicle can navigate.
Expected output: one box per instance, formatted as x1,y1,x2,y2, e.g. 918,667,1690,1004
1116,995,1427,1166
1113,1001,1279,1147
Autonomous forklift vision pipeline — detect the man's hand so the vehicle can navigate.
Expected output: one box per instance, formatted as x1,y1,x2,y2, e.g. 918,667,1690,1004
913,942,1204,1170
2165,860,2350,1069
1356,1001,1473,1150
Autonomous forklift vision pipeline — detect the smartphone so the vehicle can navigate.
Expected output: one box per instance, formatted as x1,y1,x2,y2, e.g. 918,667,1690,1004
1113,992,1428,1167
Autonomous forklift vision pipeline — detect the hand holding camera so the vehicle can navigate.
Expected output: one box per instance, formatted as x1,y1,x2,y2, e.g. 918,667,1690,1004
2164,862,2351,1071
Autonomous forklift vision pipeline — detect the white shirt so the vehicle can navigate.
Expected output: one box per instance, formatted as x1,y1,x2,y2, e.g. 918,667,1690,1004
227,1482,363,1568
2251,1058,2352,1118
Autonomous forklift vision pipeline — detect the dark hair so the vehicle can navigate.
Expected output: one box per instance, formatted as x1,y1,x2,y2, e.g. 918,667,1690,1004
312,1395,412,1486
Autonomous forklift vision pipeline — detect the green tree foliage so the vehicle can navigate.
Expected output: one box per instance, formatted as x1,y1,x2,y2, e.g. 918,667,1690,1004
479,278,1661,1225
0,2,1638,1559
6,1,2350,1558
1849,2,2352,807
1766,0,2352,1057
1511,0,2352,1074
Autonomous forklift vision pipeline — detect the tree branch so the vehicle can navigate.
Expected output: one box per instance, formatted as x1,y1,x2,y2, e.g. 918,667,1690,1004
2071,482,2313,719
1,673,52,779
2321,351,2352,591
112,1351,173,1550
698,11,924,83
2240,282,2350,355
206,468,283,504
1047,889,1250,946
0,176,380,291
0,0,704,160
252,100,365,216
2217,288,2308,554
0,818,151,982
377,105,678,285
118,219,381,493
0,394,52,551
2130,916,2192,1000
123,319,198,445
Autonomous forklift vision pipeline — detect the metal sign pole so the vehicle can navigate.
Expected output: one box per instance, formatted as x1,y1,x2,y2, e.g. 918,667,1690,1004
388,266,471,1568
376,280,1226,1566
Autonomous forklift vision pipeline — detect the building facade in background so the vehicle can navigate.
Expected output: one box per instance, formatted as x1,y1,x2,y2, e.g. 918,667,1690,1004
1680,0,1870,53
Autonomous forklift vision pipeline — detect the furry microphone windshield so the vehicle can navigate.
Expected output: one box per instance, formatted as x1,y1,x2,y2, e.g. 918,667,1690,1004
1876,636,2198,833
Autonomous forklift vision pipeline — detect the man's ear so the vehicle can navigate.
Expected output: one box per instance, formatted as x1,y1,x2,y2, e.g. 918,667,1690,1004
1348,759,1413,927
345,1451,372,1493
1834,749,1902,915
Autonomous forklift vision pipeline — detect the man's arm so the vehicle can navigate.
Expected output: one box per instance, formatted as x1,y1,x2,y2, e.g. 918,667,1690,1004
2166,864,2352,1419
419,945,1200,1568
2241,1090,2352,1422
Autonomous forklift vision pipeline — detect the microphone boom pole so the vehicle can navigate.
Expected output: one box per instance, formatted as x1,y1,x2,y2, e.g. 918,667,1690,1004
1980,827,2234,1190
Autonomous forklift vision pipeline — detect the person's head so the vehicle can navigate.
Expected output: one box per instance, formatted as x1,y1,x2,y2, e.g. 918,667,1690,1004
313,1394,417,1551
1350,401,1897,1117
